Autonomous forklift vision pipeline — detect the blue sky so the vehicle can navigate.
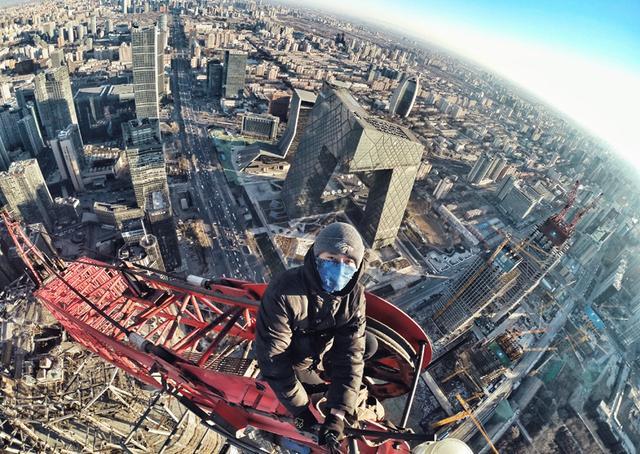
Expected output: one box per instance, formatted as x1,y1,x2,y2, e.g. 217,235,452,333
291,0,640,170
407,0,640,70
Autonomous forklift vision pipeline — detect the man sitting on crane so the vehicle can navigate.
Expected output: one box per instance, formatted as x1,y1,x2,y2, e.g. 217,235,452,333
255,222,378,447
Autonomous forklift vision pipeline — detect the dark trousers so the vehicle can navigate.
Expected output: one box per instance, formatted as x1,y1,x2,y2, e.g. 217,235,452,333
295,331,378,386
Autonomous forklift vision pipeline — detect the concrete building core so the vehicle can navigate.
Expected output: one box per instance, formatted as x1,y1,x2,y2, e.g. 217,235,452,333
282,84,424,248
430,216,570,350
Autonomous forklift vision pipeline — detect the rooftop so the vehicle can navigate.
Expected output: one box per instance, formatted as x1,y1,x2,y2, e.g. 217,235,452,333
331,85,417,142
6,158,37,174
294,88,317,104
123,118,161,147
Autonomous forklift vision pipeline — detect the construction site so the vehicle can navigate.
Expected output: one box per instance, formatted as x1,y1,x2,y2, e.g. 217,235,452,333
0,277,224,453
409,275,633,454
392,185,609,451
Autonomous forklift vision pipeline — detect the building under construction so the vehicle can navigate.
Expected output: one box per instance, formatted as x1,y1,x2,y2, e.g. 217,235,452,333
429,181,595,351
429,241,522,339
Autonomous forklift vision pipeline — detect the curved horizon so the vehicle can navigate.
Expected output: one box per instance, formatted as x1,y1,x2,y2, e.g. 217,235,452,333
285,0,640,173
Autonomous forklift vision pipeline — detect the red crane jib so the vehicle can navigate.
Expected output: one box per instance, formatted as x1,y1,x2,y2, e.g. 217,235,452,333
33,256,432,453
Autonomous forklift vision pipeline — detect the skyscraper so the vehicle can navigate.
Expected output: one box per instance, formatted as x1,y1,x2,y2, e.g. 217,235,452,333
89,16,97,35
16,87,36,111
207,59,223,97
158,14,169,49
50,124,85,192
620,301,640,349
277,88,316,159
56,27,65,47
222,50,247,99
123,118,168,210
50,50,65,68
282,84,424,248
42,21,56,39
158,14,168,32
76,24,85,41
487,155,507,181
18,110,45,156
0,136,10,170
66,22,75,43
467,152,493,184
389,75,419,118
589,253,640,350
433,177,454,200
0,106,22,150
34,67,78,140
496,175,517,201
132,24,161,120
123,118,181,271
156,30,165,97
118,232,165,271
0,159,54,229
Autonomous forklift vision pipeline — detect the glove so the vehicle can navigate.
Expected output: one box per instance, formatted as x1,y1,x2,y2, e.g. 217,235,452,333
294,407,318,432
318,413,345,448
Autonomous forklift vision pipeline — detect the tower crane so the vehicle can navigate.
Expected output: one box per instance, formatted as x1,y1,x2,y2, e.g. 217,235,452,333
0,210,434,453
529,354,554,376
431,394,499,454
568,193,604,230
550,180,580,223
564,335,585,369
507,329,546,336
442,367,468,384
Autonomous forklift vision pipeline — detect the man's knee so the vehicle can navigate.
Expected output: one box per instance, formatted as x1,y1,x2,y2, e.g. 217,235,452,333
364,332,378,361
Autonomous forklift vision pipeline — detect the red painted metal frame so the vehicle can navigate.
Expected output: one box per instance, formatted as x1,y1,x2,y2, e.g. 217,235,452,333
2,213,433,453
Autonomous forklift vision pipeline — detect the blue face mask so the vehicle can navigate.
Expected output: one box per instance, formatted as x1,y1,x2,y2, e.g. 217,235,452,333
316,258,358,293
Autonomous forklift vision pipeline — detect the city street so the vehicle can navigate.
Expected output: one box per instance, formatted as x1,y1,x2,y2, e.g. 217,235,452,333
170,17,256,281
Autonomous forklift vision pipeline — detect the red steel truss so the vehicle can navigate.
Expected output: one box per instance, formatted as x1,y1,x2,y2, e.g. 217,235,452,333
2,211,432,452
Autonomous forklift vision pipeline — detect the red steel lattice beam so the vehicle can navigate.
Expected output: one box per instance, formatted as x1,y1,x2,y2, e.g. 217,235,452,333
2,211,433,453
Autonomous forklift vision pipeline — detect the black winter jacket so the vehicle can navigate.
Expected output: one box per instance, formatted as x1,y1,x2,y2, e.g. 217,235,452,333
255,249,366,417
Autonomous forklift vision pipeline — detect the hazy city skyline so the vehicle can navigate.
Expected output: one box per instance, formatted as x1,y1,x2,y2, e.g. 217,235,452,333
287,0,640,173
